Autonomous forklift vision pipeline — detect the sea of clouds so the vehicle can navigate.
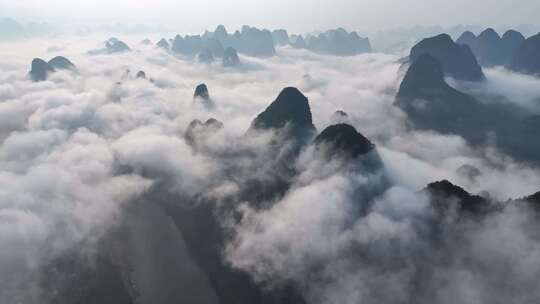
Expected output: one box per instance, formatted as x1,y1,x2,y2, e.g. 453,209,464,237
1,33,540,304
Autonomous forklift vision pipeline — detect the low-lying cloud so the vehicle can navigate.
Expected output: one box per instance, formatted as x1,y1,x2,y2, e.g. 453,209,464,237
0,33,539,303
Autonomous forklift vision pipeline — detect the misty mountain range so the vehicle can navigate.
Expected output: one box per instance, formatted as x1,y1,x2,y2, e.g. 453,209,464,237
3,17,540,304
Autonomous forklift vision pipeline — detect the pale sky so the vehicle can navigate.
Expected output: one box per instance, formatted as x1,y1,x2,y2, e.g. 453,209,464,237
1,0,539,33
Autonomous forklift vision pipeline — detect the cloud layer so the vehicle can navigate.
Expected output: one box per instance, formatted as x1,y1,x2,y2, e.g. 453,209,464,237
0,34,539,303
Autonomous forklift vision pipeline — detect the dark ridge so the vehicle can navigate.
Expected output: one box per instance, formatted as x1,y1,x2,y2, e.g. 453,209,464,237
409,33,485,81
397,54,448,97
156,38,170,50
314,124,375,158
48,56,76,71
141,38,152,45
29,58,54,81
424,180,490,214
510,33,540,75
194,83,210,101
250,87,315,133
222,47,240,67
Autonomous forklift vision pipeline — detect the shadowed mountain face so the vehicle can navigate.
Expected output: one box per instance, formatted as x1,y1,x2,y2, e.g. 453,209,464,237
29,58,55,81
396,54,540,164
409,34,485,81
250,87,316,136
29,56,76,82
424,180,490,215
314,124,374,159
105,38,131,53
510,33,540,76
456,28,525,67
48,56,76,71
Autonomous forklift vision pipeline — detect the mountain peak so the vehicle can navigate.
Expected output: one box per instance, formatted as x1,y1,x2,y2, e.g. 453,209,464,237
425,180,489,214
314,124,374,158
410,33,485,81
48,56,76,71
510,33,540,75
251,87,315,133
194,84,210,101
398,54,447,96
29,58,54,82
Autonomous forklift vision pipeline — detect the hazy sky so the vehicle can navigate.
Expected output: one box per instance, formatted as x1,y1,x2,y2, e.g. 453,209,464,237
1,0,540,33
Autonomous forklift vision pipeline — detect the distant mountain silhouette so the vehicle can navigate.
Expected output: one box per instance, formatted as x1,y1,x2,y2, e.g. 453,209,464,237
305,28,371,56
222,47,240,67
272,29,290,45
141,38,152,45
156,38,170,50
510,33,540,75
409,34,485,81
171,25,275,58
457,28,524,67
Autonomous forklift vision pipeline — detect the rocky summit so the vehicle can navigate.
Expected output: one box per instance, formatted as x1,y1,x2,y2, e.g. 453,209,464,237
409,33,485,81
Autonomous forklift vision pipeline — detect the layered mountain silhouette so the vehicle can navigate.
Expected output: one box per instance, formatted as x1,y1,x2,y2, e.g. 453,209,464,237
510,33,540,76
171,25,275,58
304,28,372,56
409,34,485,81
456,28,525,67
396,53,540,164
29,56,76,81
